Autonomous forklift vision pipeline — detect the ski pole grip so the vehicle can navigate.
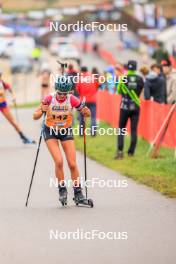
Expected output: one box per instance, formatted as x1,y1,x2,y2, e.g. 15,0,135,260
81,97,87,123
82,97,86,107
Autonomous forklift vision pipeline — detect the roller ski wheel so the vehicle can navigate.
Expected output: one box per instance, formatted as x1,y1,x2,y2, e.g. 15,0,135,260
58,186,67,207
88,199,94,208
73,187,94,208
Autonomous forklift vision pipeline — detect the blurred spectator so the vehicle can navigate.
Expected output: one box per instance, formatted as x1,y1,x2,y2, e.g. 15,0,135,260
92,67,99,76
92,67,100,88
76,66,99,136
115,60,144,159
115,64,124,91
152,42,169,64
32,46,41,62
144,64,166,104
161,60,176,104
103,66,116,94
83,31,89,53
139,66,150,99
123,63,128,74
39,63,51,100
172,44,176,59
66,64,78,96
92,43,99,55
140,66,149,80
99,71,107,91
115,64,124,75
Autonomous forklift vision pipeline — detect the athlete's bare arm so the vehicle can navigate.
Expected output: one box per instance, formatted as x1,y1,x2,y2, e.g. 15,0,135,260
79,106,91,117
7,86,16,103
33,103,49,120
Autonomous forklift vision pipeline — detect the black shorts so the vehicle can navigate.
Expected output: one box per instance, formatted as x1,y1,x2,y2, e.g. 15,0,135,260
43,125,74,141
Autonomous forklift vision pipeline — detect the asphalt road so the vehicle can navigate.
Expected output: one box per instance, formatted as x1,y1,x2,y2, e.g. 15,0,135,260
0,108,176,264
0,44,176,264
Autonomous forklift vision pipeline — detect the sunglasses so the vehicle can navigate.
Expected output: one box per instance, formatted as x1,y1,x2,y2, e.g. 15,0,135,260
57,92,68,96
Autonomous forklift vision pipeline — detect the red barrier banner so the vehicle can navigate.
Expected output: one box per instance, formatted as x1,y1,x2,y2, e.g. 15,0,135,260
97,91,176,149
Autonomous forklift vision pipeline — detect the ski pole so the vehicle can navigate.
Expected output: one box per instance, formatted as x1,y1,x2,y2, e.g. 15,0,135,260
14,101,19,123
81,97,88,198
57,60,67,75
25,115,45,207
83,116,88,198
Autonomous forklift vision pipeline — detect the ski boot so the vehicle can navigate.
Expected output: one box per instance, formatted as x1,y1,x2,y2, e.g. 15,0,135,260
22,137,36,144
19,133,36,144
73,186,93,208
58,185,67,206
128,152,134,157
114,151,124,160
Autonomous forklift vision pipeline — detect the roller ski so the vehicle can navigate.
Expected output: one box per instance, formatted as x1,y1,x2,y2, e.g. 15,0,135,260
73,186,93,208
73,112,94,208
22,137,36,145
58,185,68,206
19,132,36,145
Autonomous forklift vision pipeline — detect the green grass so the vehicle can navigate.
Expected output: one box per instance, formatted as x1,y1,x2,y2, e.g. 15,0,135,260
10,101,40,109
74,121,176,198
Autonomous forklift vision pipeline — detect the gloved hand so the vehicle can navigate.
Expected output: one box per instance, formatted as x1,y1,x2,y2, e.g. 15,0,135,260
41,103,49,112
80,106,91,117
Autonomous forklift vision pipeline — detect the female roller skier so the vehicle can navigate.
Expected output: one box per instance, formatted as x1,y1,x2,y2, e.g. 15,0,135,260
0,72,35,144
33,76,91,206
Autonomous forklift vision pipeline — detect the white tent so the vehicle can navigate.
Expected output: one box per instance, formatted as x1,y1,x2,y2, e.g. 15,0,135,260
157,25,176,54
0,24,14,36
27,11,45,20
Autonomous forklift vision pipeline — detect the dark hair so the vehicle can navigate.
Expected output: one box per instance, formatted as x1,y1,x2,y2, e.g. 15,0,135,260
158,41,163,48
92,67,99,75
81,66,88,72
68,64,73,70
151,64,161,70
140,66,149,76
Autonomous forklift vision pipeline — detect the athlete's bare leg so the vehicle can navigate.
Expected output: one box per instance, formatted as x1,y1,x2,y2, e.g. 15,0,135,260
1,107,22,133
45,139,65,183
61,140,80,187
